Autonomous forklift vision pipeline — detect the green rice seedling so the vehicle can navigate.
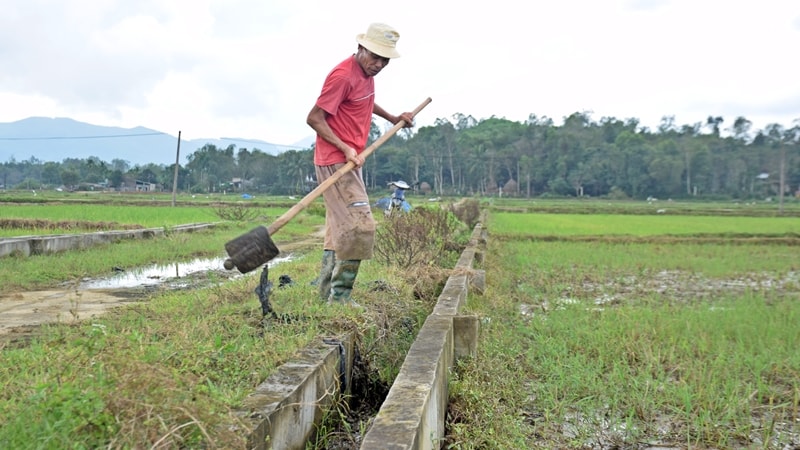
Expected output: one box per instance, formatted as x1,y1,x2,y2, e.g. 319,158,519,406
487,197,800,217
490,212,800,237
507,240,797,279
0,203,311,237
0,224,246,290
0,204,217,227
517,292,799,448
0,207,326,290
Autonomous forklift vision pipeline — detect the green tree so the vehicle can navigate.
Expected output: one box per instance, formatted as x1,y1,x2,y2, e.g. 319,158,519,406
60,169,80,189
41,162,62,186
109,170,124,189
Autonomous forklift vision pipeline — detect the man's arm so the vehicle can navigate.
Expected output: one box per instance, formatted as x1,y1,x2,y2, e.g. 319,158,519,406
307,104,364,167
373,103,415,128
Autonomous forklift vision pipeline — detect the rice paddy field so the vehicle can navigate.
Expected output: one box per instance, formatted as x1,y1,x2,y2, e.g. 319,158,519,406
1,191,799,449
446,203,800,449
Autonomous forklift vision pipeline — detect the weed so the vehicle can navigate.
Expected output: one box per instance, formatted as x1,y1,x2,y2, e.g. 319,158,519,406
305,203,326,218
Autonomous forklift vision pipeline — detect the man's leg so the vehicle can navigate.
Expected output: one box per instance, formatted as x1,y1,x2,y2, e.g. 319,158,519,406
328,259,361,303
315,249,336,300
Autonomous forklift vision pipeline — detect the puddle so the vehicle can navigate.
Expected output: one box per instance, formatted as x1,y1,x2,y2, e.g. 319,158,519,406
79,257,231,289
79,255,293,290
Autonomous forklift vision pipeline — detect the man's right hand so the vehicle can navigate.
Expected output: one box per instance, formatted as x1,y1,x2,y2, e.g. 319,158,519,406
343,147,364,167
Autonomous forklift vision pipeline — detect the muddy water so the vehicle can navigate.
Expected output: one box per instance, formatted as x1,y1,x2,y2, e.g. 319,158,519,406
0,254,294,341
80,257,233,290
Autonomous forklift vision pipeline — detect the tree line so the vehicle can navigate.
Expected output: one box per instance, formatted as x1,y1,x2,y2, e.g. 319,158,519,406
2,112,798,200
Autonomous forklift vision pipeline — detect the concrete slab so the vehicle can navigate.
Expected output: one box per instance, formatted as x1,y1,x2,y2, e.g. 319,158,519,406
453,315,479,361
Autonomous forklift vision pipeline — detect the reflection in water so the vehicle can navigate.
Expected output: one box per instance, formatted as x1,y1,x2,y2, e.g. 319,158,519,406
80,255,294,290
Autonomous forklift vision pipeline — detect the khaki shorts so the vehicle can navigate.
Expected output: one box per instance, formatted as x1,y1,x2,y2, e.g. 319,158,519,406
315,164,376,260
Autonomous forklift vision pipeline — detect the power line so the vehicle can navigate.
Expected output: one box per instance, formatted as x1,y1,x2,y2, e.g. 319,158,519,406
0,131,167,141
220,137,307,149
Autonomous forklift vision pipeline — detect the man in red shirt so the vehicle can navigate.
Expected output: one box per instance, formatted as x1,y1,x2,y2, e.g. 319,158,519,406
307,23,414,304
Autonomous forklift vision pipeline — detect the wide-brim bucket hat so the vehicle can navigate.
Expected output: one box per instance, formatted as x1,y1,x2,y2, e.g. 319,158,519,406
356,23,401,58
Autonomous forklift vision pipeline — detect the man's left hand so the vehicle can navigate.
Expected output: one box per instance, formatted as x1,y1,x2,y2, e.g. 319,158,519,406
397,112,415,128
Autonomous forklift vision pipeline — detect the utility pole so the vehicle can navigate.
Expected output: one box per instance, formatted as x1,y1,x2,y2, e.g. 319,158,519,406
172,131,181,207
779,143,785,214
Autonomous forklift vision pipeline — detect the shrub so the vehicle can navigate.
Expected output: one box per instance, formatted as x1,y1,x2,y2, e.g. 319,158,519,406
374,206,460,268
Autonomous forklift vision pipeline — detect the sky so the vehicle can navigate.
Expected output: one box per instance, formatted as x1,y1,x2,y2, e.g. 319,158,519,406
1,0,799,147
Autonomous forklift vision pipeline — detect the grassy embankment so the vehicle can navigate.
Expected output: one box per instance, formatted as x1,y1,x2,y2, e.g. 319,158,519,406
0,194,463,448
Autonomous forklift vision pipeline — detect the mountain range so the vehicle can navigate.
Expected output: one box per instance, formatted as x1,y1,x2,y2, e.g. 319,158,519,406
0,117,313,166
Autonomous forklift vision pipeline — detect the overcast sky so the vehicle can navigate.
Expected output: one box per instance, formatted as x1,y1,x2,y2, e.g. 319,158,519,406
1,0,798,147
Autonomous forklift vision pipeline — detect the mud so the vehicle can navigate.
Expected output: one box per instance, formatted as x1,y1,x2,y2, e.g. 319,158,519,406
0,287,149,342
518,269,800,449
546,270,800,310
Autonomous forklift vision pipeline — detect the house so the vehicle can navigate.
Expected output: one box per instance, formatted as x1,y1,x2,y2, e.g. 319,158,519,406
135,180,158,192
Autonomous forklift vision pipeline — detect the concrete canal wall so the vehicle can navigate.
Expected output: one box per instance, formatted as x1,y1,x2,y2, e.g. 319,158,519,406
0,223,216,258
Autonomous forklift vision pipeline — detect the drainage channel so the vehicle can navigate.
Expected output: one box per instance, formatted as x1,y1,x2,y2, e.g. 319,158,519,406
235,223,487,450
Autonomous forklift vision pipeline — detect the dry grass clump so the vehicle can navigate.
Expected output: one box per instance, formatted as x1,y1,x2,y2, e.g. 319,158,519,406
449,198,481,229
104,361,247,449
405,264,450,302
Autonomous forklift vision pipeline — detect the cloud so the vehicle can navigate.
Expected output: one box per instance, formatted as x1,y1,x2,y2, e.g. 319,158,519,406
2,0,800,145
625,0,671,11
1,1,207,113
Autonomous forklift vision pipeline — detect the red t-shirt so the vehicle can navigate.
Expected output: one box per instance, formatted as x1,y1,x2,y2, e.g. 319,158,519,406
313,55,375,166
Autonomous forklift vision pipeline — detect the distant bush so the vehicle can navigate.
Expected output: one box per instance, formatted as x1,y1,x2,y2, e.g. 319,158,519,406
606,186,630,200
212,203,262,222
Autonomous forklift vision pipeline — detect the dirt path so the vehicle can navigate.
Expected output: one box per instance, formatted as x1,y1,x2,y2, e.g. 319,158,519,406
0,289,142,338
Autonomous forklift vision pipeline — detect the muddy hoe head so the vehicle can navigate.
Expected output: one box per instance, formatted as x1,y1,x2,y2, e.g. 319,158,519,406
223,225,279,273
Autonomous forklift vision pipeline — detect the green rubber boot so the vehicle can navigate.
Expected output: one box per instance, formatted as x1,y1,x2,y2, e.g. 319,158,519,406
328,259,361,304
315,250,336,301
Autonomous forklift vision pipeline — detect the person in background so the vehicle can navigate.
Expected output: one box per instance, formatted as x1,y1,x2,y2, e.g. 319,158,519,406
306,22,415,304
386,180,411,216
